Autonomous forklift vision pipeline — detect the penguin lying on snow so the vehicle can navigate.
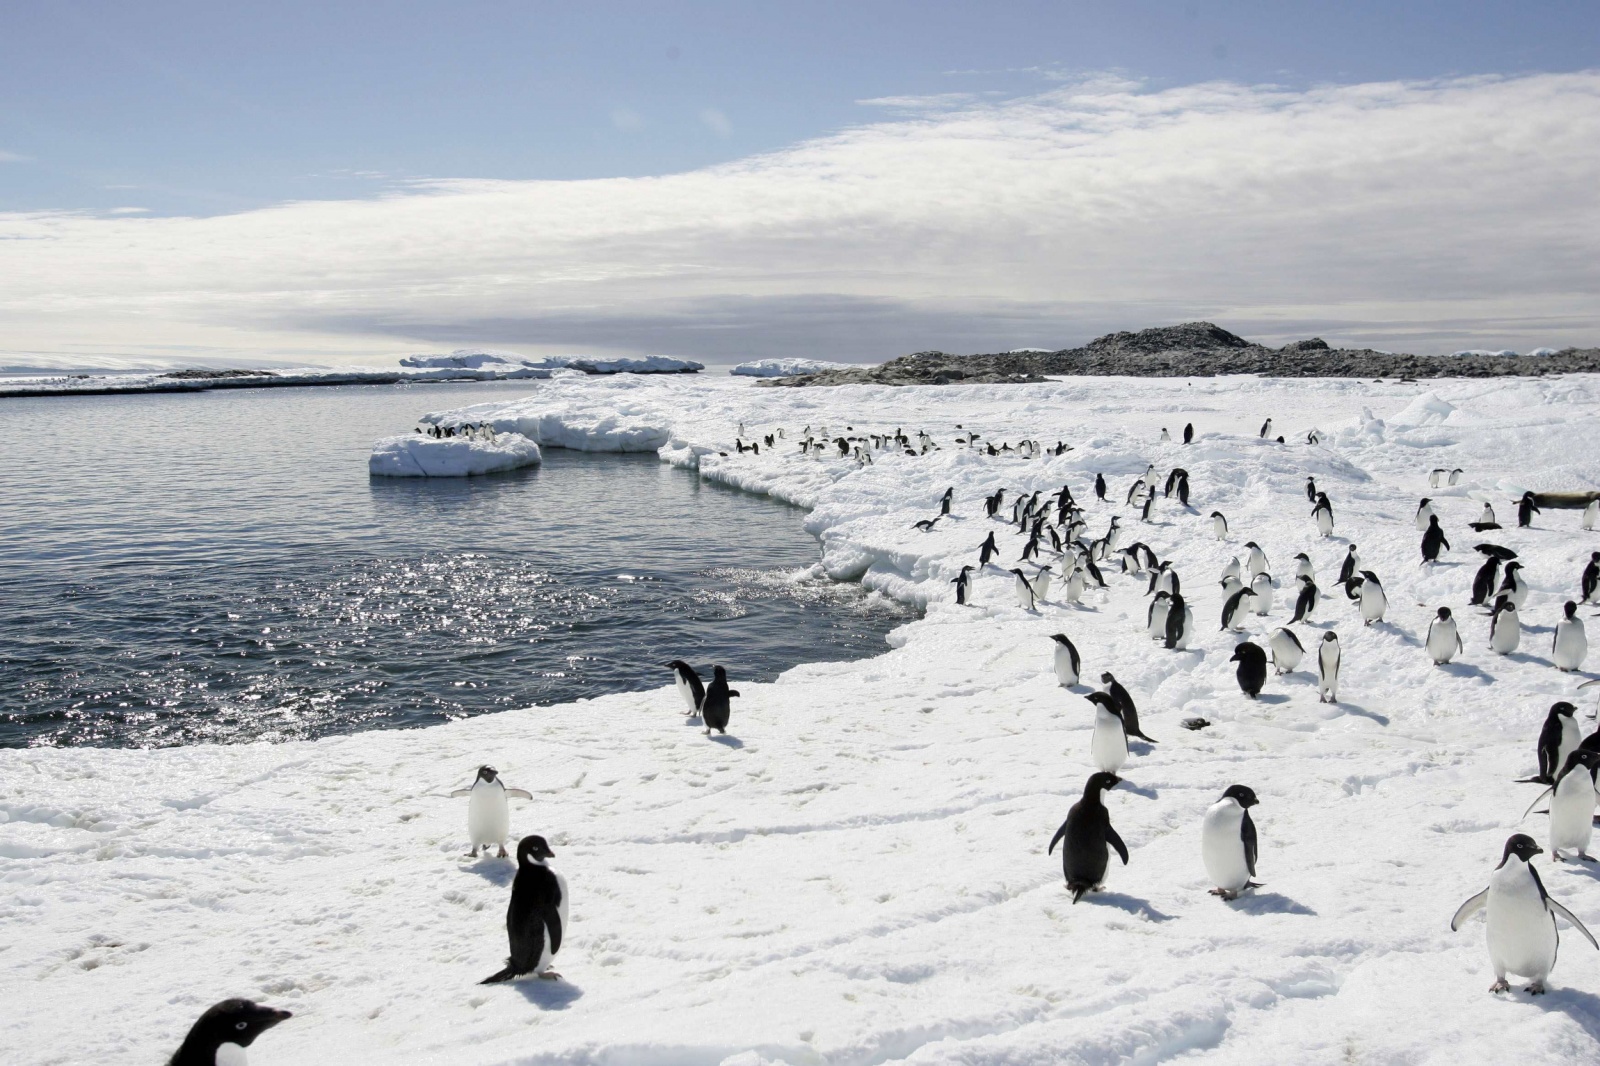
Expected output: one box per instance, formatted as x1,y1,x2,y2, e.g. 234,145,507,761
483,835,568,984
1452,834,1596,994
1049,772,1129,903
1202,785,1261,900
168,1000,292,1066
451,766,533,859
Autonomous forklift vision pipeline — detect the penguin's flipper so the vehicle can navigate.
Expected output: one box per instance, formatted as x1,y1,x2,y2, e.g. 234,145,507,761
543,905,564,957
1242,810,1258,877
1549,899,1600,949
505,789,533,800
1521,786,1557,822
1047,819,1068,855
1106,824,1129,865
1515,776,1554,785
480,964,520,985
1130,730,1159,744
728,690,741,698
1450,888,1489,931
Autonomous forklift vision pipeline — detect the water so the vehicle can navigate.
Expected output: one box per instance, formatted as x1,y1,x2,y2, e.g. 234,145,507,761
0,382,912,748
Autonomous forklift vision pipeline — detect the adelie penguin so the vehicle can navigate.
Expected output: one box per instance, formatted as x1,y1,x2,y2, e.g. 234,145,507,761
951,565,974,605
1050,633,1081,687
1304,476,1317,503
1183,422,1194,444
1517,491,1541,528
1211,511,1228,540
1354,571,1387,625
1101,672,1156,743
1094,472,1107,501
1249,571,1274,615
700,666,740,735
1244,542,1269,579
1337,544,1361,586
1553,601,1588,672
452,766,534,859
1582,551,1600,604
666,660,706,716
1202,785,1261,900
1470,553,1502,607
1525,701,1583,786
1164,593,1195,650
1425,607,1463,664
482,835,568,984
1049,771,1129,903
939,486,954,516
1317,632,1341,703
1146,591,1172,641
1010,568,1038,611
1489,596,1521,655
1526,749,1600,861
1586,499,1599,532
1230,642,1267,698
1414,497,1435,531
1085,692,1130,773
1311,492,1335,537
167,999,292,1066
1221,586,1254,632
1290,575,1320,623
1268,627,1303,673
1420,515,1451,565
1259,417,1273,439
1452,834,1598,994
978,532,998,566
1497,560,1530,610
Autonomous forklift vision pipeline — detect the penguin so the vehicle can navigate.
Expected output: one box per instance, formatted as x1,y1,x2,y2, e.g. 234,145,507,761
979,532,999,566
1471,555,1502,607
951,565,974,605
1250,572,1274,615
1221,587,1254,631
1140,492,1156,524
1062,565,1086,605
1585,499,1598,532
1101,672,1156,743
1085,691,1129,773
1146,592,1172,641
1048,771,1129,903
1165,593,1195,650
451,766,534,859
1355,571,1387,625
1415,498,1435,531
1051,634,1081,687
1293,552,1314,581
1268,627,1303,674
1490,597,1521,654
1259,417,1273,439
1211,511,1228,540
983,489,1005,518
167,1000,292,1066
1425,607,1463,664
1528,702,1582,785
1583,551,1600,603
1421,515,1450,564
1220,556,1242,585
1523,749,1600,862
1291,576,1320,623
1518,491,1541,528
1094,472,1107,501
1450,468,1464,485
1184,422,1194,444
1498,561,1530,610
700,666,739,734
1201,784,1261,900
1317,631,1341,703
1553,601,1587,672
1231,642,1268,698
1160,427,1171,442
1452,833,1598,994
1479,501,1497,527
1009,568,1037,611
939,487,954,516
481,835,568,984
912,517,941,532
666,660,706,715
1175,472,1190,507
1429,468,1447,488
1305,476,1317,503
1029,565,1053,602
1245,542,1269,578
1337,544,1361,586
1312,492,1334,537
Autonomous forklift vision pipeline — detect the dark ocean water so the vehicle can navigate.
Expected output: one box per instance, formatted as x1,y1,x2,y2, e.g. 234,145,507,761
0,381,911,748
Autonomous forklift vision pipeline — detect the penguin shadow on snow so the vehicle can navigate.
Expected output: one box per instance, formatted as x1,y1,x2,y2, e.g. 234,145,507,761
1117,781,1160,800
509,977,585,1010
462,857,518,887
1227,891,1316,916
1333,702,1390,727
709,734,745,749
1501,651,1554,670
1537,987,1600,1042
1084,891,1177,923
1251,693,1292,706
1438,661,1494,682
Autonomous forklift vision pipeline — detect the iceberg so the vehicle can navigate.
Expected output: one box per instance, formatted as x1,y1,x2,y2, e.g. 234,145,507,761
367,431,542,477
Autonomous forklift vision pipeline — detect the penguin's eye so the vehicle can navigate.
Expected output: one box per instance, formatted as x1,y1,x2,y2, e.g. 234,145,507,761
236,1021,248,1030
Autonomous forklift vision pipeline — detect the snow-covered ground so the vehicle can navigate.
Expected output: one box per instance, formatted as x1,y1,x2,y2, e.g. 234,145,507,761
730,358,860,377
7,371,1600,1064
368,432,542,477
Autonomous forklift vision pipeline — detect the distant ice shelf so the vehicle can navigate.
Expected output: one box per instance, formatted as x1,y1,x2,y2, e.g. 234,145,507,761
730,358,860,377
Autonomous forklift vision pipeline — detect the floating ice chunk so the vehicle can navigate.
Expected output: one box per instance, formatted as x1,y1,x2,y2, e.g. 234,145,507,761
367,432,542,477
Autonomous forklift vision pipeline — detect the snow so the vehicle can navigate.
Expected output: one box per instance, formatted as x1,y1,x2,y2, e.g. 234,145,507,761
1451,349,1521,358
1529,348,1562,358
368,432,542,477
8,371,1600,1064
403,350,704,375
730,358,860,377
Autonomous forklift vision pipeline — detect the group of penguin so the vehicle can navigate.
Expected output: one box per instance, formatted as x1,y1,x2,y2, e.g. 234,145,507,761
414,421,499,440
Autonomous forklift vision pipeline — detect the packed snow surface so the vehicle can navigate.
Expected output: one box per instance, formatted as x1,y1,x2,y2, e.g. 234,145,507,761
368,432,542,477
8,371,1600,1064
730,358,860,377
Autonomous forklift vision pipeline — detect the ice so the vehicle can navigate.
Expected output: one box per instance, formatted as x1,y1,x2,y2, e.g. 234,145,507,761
730,358,861,377
404,350,703,375
367,432,542,477
8,370,1600,1063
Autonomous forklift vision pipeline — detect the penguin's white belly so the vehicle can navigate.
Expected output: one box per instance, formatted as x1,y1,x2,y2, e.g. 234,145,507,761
1487,870,1558,980
1550,773,1596,853
1559,719,1582,774
1269,631,1302,673
1491,615,1521,654
1014,577,1033,609
1090,712,1128,773
467,789,511,847
536,870,570,973
1146,602,1170,639
1509,581,1529,610
1316,510,1334,535
1426,621,1458,663
215,1044,250,1066
675,675,698,712
1585,501,1598,530
1360,587,1386,623
1415,508,1432,531
1318,650,1339,698
1064,571,1085,603
1033,572,1052,601
1053,646,1078,686
1213,518,1226,539
1555,622,1587,670
1201,803,1250,893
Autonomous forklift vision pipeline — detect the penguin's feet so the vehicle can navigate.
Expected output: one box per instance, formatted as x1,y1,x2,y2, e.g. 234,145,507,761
467,846,480,858
1526,981,1547,995
1490,978,1510,993
497,845,508,859
1209,887,1239,901
538,971,562,981
1581,852,1597,863
702,728,711,735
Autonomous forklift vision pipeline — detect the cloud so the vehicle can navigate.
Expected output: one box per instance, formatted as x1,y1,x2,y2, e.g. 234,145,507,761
700,108,733,136
2,71,1599,364
0,150,32,163
108,207,150,215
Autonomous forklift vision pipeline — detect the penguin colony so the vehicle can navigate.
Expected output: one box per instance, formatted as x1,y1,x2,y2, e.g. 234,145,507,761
159,414,1600,1056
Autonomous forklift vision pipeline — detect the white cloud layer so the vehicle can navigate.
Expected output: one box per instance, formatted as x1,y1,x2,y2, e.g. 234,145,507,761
3,72,1598,366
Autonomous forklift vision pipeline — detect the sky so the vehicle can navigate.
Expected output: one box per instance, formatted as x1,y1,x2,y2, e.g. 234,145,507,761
1,2,1597,369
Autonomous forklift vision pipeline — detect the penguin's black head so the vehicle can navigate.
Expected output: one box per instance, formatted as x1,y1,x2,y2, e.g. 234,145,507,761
1211,511,1222,518
1100,671,1115,683
1592,551,1600,562
713,665,728,680
177,999,292,1054
1565,601,1579,618
477,765,498,783
518,835,555,863
1501,833,1543,866
1050,633,1071,646
1086,771,1122,794
1419,497,1431,506
1322,631,1338,643
1436,606,1451,620
1245,541,1259,549
1428,515,1440,526
1554,701,1577,718
1229,642,1263,662
1221,784,1259,808
1086,692,1122,717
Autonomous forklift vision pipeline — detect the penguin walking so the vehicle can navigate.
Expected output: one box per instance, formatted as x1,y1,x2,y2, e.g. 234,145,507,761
1425,607,1463,664
1452,834,1596,994
1221,587,1254,632
1250,572,1274,615
666,660,706,716
1429,468,1447,488
1259,417,1273,439
1211,511,1228,540
1101,672,1156,744
978,532,998,566
1231,642,1268,698
1317,632,1341,703
1268,627,1303,674
1518,491,1541,528
1554,602,1587,671
1355,571,1387,625
1010,568,1037,611
168,1000,292,1066
1490,597,1521,655
1585,499,1598,531
1415,497,1435,531
1201,785,1261,900
700,666,740,734
1312,493,1335,537
1183,422,1194,444
1524,750,1600,862
1581,551,1600,603
481,835,568,984
1420,515,1450,564
1049,772,1129,903
1085,692,1129,773
1165,593,1195,650
1051,634,1081,687
1527,702,1582,785
952,565,974,605
1290,576,1320,623
1245,542,1269,579
451,766,534,859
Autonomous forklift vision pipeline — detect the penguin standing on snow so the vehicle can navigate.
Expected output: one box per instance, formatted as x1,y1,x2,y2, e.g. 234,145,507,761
1490,597,1522,655
1051,634,1081,687
1259,417,1273,439
1231,642,1268,698
1528,702,1582,785
1221,587,1254,631
1554,602,1588,672
1355,571,1387,625
1201,785,1261,900
482,835,568,984
1471,552,1504,607
1094,472,1107,501
1518,491,1541,528
1211,511,1228,540
666,660,706,716
952,565,974,605
939,487,954,516
1425,607,1463,664
978,532,999,566
1184,422,1194,444
1585,499,1598,531
1031,565,1054,602
1290,575,1320,623
1415,498,1435,530
1268,627,1303,673
1305,476,1317,503
1159,427,1171,442
1101,672,1156,743
1009,568,1037,611
1245,542,1269,579
1085,692,1130,773
1420,515,1451,564
1498,560,1530,610
1473,501,1499,530
451,766,534,859
1250,571,1274,615
168,1000,292,1066
1294,552,1314,581
1581,551,1600,603
1049,771,1129,903
1452,834,1598,993
1528,749,1600,862
700,666,740,735
1146,592,1172,641
1337,545,1361,586
1165,593,1195,650
1317,632,1341,703
1312,492,1335,537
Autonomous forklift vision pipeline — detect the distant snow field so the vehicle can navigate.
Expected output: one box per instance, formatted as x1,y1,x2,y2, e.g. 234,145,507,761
7,371,1600,1064
730,358,859,377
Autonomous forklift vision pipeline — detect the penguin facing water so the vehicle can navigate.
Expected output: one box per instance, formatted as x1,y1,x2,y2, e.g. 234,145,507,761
1201,785,1261,900
1051,634,1081,686
1450,834,1596,994
168,1000,292,1066
1049,771,1129,903
1425,607,1463,664
451,766,534,859
482,835,568,984
701,666,740,735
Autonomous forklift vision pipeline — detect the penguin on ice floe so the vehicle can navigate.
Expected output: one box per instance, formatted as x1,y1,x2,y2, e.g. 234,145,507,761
1451,834,1597,994
1051,634,1080,686
452,766,534,859
1202,784,1261,900
1259,418,1273,439
168,1000,292,1066
482,834,568,984
1049,771,1128,903
1425,607,1463,664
